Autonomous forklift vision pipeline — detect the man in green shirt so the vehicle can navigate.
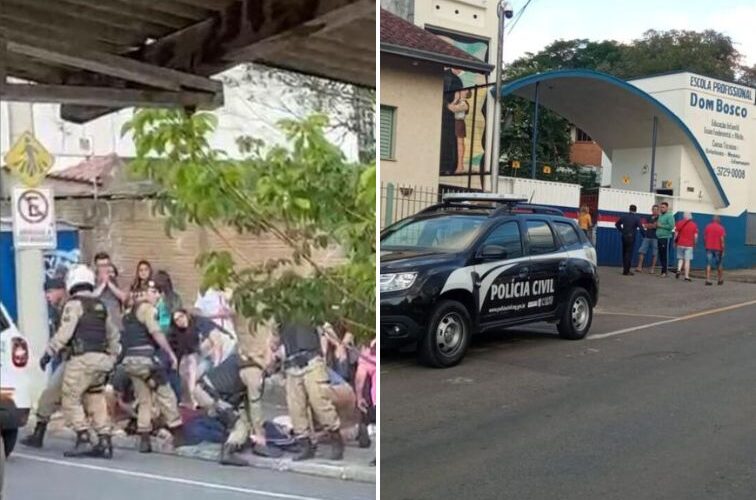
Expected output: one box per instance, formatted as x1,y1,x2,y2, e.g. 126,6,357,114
655,202,676,277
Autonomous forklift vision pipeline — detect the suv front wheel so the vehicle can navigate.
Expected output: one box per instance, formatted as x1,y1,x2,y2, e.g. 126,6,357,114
419,300,472,368
557,287,593,340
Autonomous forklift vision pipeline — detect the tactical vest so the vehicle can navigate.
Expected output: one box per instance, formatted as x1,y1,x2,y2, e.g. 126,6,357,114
205,353,245,398
71,296,108,355
280,324,320,356
121,304,156,351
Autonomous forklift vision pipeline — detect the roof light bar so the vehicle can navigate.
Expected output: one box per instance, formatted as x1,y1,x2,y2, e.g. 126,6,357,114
442,193,529,204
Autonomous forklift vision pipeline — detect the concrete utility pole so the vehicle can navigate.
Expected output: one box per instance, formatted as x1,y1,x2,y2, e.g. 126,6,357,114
7,101,50,401
489,1,513,194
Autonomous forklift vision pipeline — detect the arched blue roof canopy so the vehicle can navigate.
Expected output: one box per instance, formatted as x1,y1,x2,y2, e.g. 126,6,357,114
496,69,729,208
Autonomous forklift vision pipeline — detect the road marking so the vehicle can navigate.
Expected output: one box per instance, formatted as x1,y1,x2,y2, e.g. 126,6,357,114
590,299,756,340
595,311,676,319
15,453,329,500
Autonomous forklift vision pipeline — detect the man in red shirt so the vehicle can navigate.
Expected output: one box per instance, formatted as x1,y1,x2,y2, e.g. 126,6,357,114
674,212,698,281
704,215,726,286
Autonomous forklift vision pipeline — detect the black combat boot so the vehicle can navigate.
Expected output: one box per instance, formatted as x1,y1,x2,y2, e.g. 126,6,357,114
21,421,48,448
251,442,283,459
219,444,248,467
292,437,316,461
138,432,152,453
356,423,371,448
328,431,344,461
86,435,113,459
64,430,92,458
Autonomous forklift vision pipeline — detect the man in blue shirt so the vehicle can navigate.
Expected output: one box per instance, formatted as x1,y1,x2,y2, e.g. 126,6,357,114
636,204,659,273
615,204,644,276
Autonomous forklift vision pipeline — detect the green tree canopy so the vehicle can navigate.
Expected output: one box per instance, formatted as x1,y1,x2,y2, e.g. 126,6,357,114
123,111,376,341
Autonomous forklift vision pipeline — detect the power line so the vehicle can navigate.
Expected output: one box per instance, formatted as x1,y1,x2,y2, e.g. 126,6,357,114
508,0,535,35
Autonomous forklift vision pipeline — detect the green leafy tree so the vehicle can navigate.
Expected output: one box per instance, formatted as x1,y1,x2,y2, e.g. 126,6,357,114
123,110,376,340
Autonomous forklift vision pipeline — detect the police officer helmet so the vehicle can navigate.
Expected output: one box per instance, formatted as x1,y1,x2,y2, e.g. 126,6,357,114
66,264,96,294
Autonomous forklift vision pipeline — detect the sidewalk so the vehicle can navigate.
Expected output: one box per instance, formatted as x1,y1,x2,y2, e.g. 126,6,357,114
689,267,756,284
40,423,375,483
28,377,375,483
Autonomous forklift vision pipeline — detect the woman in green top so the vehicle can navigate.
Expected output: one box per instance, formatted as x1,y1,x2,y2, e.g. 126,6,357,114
151,270,184,399
655,202,676,277
153,270,183,332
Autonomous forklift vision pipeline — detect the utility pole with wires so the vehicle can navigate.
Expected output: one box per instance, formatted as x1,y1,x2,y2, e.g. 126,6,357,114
489,1,514,194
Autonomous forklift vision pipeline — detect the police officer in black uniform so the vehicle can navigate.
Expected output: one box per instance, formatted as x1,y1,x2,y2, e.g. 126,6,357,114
615,204,644,276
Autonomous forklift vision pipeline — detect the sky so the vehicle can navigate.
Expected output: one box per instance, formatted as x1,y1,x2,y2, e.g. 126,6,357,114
503,0,755,66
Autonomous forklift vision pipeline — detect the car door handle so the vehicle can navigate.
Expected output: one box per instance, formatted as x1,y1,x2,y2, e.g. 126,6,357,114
518,267,529,278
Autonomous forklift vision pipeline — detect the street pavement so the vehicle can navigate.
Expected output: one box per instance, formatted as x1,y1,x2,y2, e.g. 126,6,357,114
5,437,375,500
382,268,756,499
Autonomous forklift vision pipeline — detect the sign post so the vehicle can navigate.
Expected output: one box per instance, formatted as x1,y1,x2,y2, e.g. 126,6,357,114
3,103,55,402
11,187,56,250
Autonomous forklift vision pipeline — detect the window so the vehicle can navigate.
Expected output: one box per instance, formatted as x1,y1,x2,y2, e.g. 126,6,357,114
575,128,592,142
382,215,486,252
480,222,523,259
526,221,558,255
380,105,396,160
554,221,581,248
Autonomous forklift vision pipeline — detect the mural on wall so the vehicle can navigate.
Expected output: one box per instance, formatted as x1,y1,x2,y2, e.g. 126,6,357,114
431,29,490,178
44,249,80,279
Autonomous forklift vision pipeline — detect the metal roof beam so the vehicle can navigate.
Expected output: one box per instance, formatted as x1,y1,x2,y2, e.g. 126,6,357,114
6,35,222,93
118,0,210,20
2,82,223,109
167,0,236,12
53,0,192,30
0,2,144,46
26,0,172,36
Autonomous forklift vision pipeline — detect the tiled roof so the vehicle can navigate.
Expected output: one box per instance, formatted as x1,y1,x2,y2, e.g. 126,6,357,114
380,9,492,73
48,154,123,185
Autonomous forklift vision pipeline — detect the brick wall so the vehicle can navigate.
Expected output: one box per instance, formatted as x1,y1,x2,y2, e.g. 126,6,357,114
569,141,603,166
51,198,343,305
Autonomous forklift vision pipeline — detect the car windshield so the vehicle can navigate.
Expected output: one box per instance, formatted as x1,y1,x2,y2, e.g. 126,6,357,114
382,215,486,252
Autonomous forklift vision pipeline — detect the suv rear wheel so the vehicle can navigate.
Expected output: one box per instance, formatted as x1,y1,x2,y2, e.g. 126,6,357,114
419,300,472,368
558,287,593,340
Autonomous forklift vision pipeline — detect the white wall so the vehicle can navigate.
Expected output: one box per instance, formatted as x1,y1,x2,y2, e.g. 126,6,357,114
497,176,580,209
598,187,655,215
630,72,754,216
1,67,361,172
611,146,682,195
380,56,444,189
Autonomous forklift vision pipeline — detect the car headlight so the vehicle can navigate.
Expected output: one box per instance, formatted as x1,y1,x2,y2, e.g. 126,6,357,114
380,272,417,293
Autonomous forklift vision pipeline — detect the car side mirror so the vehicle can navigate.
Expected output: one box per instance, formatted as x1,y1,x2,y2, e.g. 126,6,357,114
480,244,508,260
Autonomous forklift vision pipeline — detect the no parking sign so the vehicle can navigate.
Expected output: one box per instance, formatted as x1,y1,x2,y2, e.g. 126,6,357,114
12,187,57,249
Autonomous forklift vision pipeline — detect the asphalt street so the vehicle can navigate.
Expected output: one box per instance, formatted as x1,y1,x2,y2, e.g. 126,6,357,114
5,437,374,500
382,270,756,500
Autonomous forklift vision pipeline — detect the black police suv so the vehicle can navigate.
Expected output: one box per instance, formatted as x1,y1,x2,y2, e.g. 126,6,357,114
381,194,599,368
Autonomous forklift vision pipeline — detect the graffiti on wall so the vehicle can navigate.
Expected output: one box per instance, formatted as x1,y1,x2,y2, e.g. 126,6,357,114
429,28,490,177
44,249,80,280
